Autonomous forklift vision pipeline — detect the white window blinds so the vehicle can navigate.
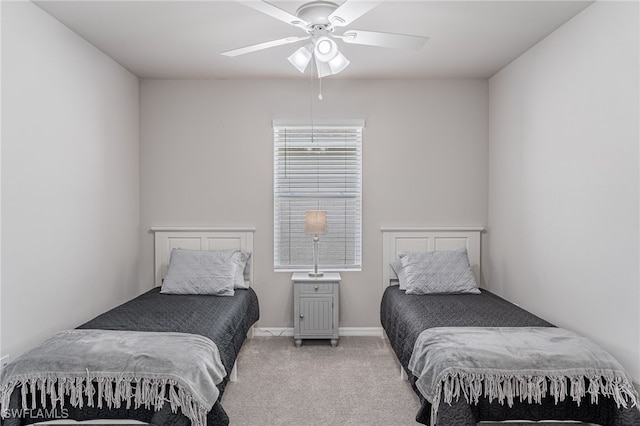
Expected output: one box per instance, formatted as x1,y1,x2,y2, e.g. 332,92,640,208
273,120,363,271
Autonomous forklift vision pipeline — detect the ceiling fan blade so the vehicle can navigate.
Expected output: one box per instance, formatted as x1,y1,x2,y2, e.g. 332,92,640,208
237,1,309,30
221,36,310,57
328,1,382,27
340,30,428,50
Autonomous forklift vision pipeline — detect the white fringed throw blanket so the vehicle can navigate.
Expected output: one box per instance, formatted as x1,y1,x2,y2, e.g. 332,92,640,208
408,327,639,426
0,329,226,426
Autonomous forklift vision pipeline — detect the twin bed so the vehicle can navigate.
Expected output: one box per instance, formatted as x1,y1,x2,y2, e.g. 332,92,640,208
1,227,259,426
380,227,639,426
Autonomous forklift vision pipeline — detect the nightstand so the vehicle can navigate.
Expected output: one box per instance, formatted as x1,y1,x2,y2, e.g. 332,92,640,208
292,272,340,347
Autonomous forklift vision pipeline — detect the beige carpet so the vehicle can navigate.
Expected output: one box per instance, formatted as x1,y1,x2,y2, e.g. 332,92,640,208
221,336,589,426
221,336,421,426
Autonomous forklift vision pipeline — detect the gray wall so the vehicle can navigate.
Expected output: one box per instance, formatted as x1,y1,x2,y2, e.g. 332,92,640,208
1,1,141,358
488,1,639,384
140,79,489,329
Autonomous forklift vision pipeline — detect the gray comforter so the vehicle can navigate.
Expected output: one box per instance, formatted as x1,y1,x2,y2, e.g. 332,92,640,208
0,329,226,426
409,326,639,426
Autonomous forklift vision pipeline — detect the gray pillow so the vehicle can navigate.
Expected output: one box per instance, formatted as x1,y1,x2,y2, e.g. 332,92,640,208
399,248,480,295
161,249,240,296
390,259,408,290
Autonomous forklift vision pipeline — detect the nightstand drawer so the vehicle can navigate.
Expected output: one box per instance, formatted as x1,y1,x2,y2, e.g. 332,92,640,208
298,283,335,294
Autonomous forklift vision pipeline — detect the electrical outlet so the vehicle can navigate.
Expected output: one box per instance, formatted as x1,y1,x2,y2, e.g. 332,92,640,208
0,355,10,370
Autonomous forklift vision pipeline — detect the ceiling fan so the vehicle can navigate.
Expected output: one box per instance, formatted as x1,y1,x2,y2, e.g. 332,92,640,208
221,0,429,78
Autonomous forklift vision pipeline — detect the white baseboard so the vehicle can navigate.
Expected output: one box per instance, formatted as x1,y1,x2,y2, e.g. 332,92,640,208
253,327,294,337
254,327,384,338
339,327,384,337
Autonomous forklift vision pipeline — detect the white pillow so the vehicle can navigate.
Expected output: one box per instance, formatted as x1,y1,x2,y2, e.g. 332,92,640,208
390,259,408,290
399,248,480,295
233,251,252,289
161,249,244,296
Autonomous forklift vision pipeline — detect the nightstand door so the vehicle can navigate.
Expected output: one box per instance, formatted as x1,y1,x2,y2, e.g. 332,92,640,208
298,296,333,335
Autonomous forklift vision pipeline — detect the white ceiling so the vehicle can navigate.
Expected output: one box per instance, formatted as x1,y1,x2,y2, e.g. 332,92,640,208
34,0,593,80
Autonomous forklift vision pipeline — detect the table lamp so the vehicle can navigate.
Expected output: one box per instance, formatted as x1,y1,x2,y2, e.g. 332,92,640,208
305,210,326,277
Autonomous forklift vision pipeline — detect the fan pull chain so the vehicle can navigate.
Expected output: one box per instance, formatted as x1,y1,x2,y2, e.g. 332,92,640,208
310,56,315,142
318,77,323,100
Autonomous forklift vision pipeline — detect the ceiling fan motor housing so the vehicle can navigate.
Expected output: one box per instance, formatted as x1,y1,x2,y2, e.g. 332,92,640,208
296,1,339,29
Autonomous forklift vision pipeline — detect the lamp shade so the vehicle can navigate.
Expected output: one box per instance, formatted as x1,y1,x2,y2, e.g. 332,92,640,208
314,37,338,62
305,211,327,235
287,43,313,73
327,51,350,74
315,58,333,78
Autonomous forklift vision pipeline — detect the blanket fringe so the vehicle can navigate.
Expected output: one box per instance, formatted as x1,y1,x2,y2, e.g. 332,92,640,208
431,372,639,426
0,376,208,426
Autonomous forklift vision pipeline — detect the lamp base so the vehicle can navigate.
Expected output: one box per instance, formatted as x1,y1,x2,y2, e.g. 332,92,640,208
308,272,324,277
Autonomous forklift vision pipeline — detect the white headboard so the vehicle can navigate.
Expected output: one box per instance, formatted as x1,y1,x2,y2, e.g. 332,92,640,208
151,227,256,287
381,227,484,291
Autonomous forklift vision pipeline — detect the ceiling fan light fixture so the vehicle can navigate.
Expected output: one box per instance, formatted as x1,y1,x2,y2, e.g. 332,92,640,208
317,38,333,55
313,36,338,62
287,43,314,73
314,50,348,78
315,57,333,78
327,51,350,74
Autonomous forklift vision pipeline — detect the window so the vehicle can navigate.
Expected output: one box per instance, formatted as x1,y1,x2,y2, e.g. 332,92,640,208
274,120,363,271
